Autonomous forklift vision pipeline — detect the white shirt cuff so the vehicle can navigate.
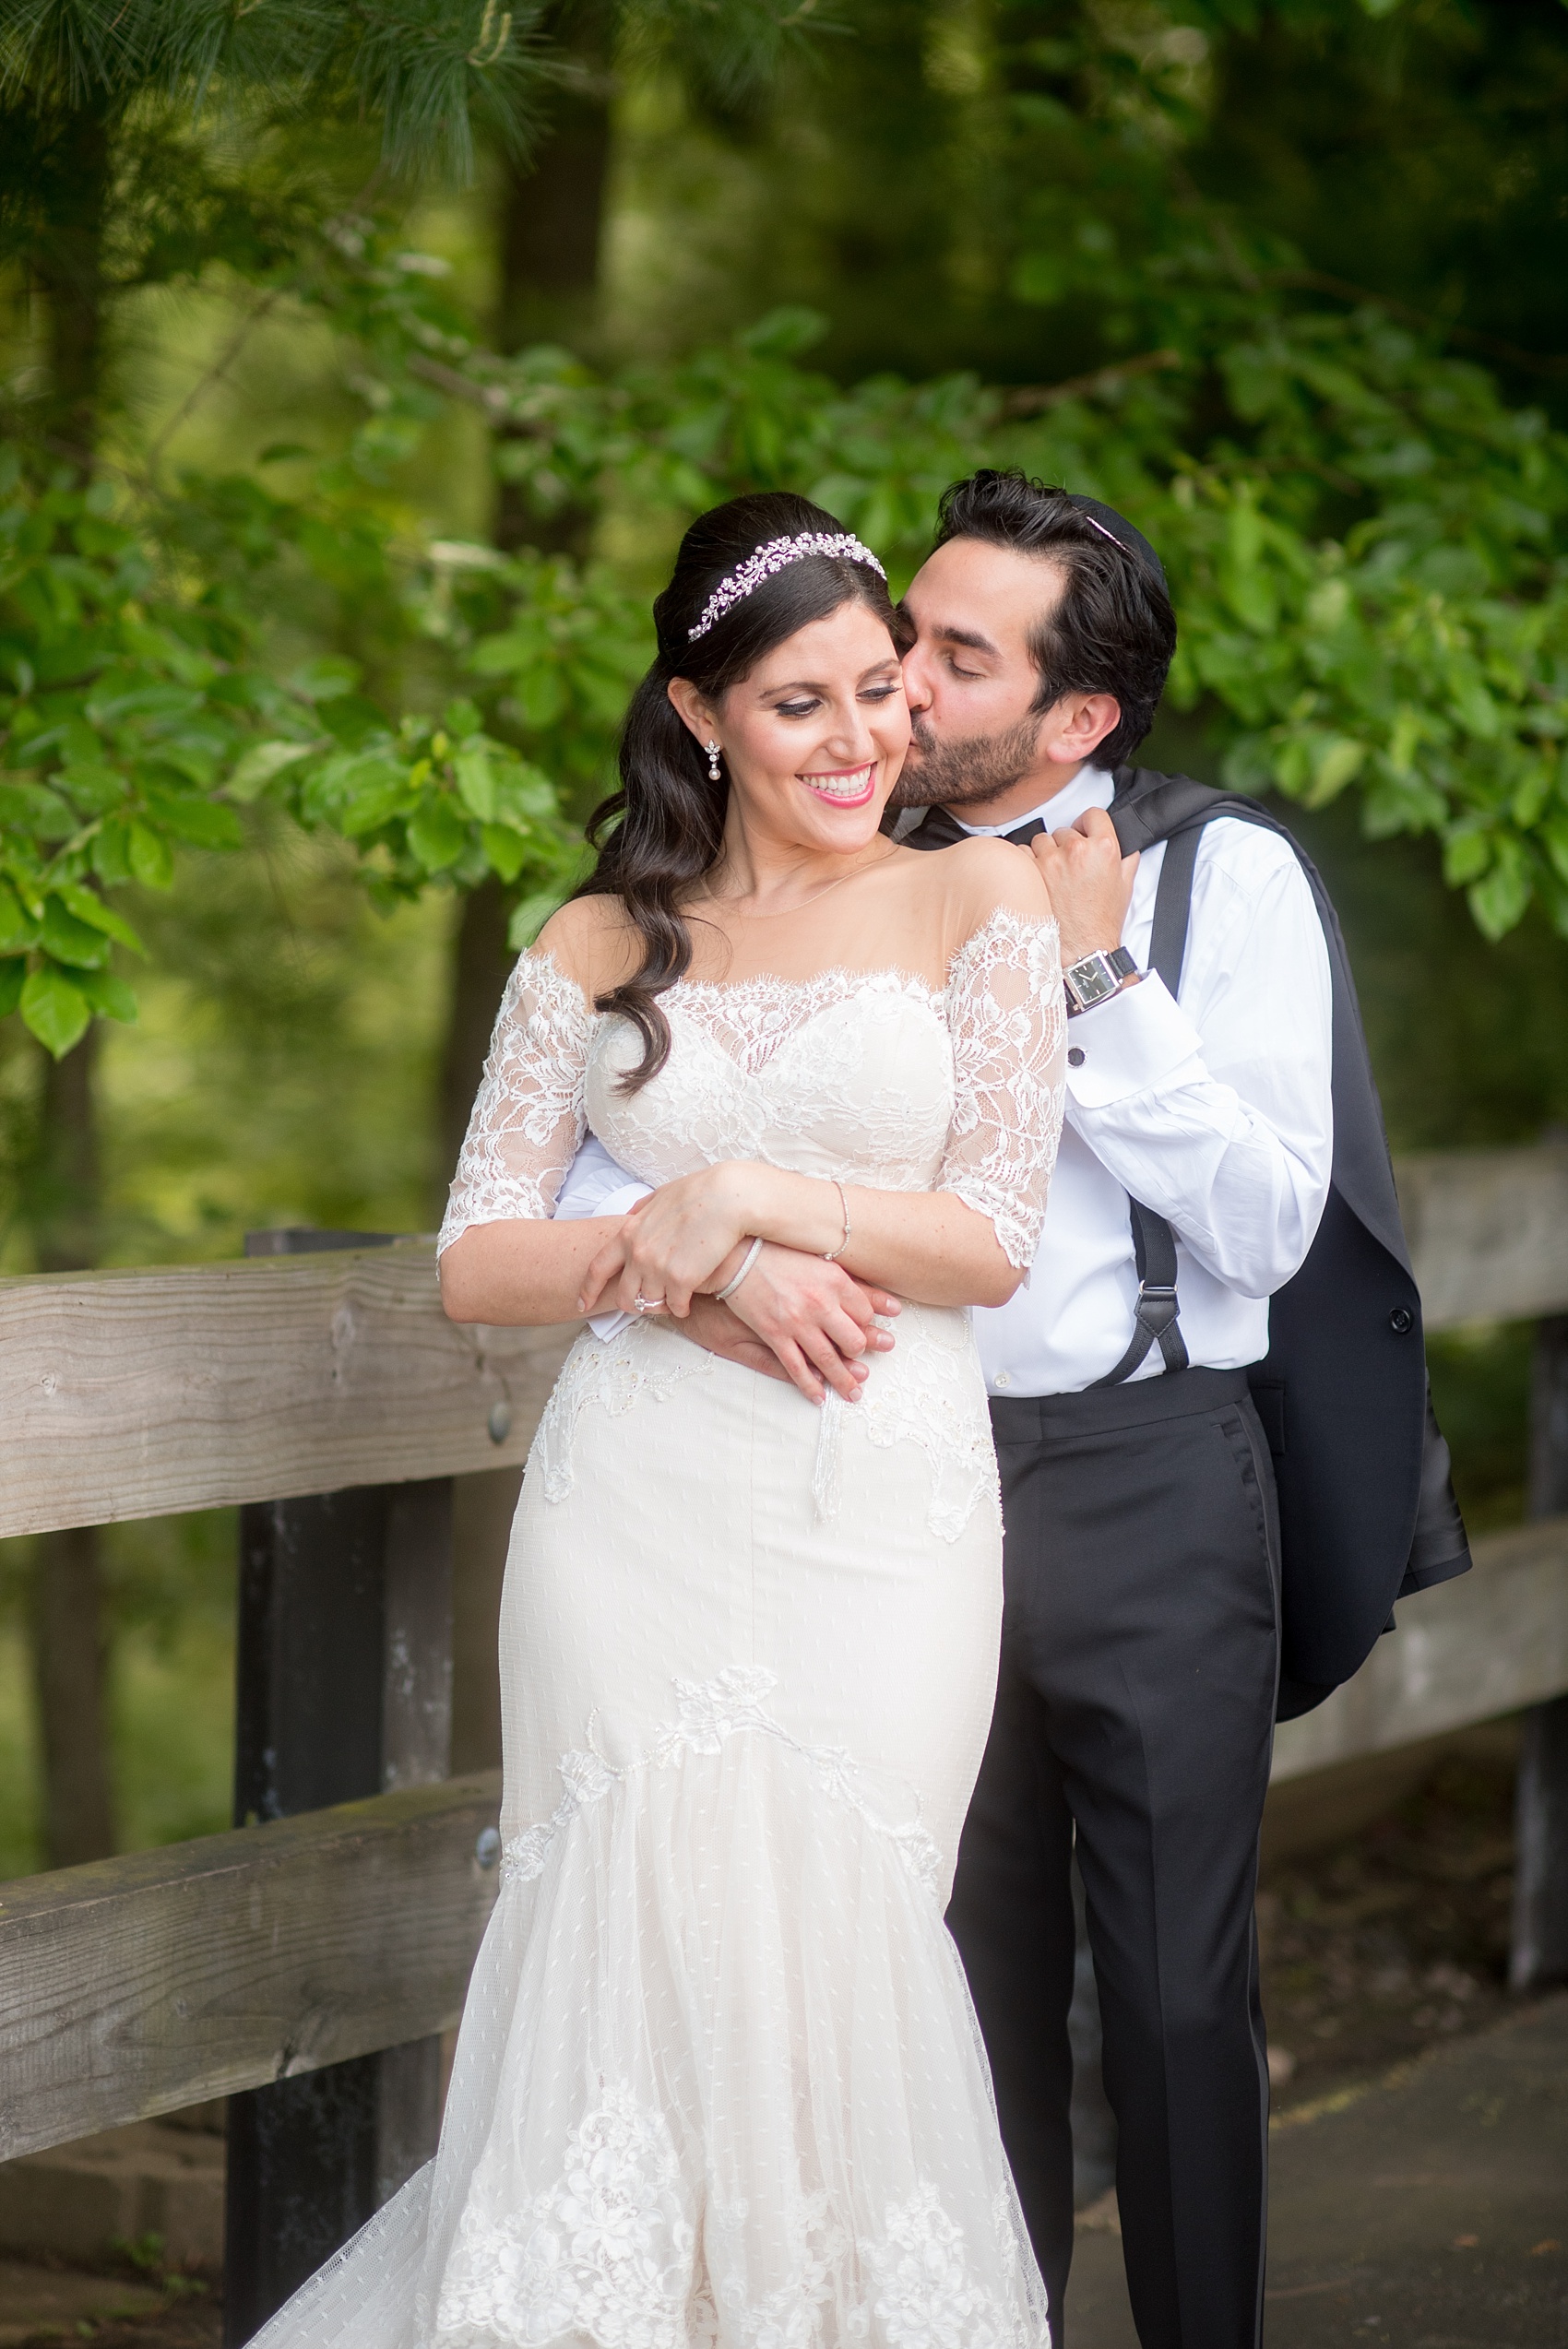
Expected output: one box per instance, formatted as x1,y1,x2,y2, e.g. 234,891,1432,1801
1064,973,1206,1109
575,1180,654,1340
555,1176,653,1224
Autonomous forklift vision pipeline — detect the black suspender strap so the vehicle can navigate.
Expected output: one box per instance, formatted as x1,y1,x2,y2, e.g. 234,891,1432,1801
1090,821,1204,1388
1146,822,1201,994
1088,1194,1190,1385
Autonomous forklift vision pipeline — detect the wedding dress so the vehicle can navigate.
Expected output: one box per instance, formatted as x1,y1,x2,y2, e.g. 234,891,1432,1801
248,904,1064,2349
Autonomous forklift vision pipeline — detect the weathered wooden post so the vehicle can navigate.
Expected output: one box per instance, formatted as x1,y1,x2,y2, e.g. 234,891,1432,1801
1512,1313,1568,1988
223,1233,455,2347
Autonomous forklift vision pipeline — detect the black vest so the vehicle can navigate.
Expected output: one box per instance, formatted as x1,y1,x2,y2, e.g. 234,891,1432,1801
910,765,1472,1720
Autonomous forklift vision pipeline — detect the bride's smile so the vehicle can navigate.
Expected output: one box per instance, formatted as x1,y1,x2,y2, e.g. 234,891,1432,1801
797,762,875,806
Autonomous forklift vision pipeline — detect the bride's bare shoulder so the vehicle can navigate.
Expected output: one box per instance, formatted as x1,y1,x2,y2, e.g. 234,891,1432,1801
531,894,641,999
899,835,1053,952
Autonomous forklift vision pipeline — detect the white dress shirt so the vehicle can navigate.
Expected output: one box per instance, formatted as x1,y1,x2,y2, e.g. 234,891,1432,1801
552,765,1335,1393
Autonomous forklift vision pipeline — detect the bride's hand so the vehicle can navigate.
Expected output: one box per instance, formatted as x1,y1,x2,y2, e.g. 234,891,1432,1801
576,1166,754,1320
717,1242,899,1406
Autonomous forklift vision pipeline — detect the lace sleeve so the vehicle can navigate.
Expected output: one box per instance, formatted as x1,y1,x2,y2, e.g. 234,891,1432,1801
437,949,594,1255
939,907,1066,1271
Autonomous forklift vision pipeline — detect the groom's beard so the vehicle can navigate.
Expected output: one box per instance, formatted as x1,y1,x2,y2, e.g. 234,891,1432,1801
889,710,1047,813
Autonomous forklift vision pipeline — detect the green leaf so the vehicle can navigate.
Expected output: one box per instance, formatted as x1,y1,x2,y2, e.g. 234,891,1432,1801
91,819,134,885
481,823,529,884
128,820,175,889
58,761,126,813
406,797,469,872
0,779,77,840
493,765,560,824
444,698,482,737
142,792,244,850
1443,830,1491,886
318,695,392,752
508,888,565,949
0,879,40,953
21,962,91,1057
41,898,112,967
0,956,24,1017
454,749,495,821
71,966,137,1022
228,740,315,804
1468,855,1531,939
53,880,145,952
1304,737,1367,807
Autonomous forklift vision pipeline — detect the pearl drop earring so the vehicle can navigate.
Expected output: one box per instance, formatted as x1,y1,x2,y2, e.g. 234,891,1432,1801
705,740,722,783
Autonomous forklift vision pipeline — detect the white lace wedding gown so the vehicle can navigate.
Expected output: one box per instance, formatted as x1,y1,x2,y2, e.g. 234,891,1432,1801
249,905,1064,2349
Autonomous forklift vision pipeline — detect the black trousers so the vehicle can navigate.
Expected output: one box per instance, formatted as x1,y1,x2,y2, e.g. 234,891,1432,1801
947,1367,1280,2349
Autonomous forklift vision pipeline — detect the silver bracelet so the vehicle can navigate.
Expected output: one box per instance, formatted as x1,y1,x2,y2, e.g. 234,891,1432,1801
822,1179,851,1263
713,1236,764,1304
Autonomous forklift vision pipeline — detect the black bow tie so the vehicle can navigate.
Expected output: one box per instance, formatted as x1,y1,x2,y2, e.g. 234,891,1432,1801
902,804,1049,853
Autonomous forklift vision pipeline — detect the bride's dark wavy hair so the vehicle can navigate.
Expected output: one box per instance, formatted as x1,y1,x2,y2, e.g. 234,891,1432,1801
576,490,906,1091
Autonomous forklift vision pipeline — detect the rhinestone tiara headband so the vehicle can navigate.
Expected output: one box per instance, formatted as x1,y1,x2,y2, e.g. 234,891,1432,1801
687,532,886,642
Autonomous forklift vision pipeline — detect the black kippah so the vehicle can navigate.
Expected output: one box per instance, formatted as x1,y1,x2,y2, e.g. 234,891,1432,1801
1066,494,1168,592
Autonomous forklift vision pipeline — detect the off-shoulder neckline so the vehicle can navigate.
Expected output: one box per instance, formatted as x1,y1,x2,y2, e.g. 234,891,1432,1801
523,902,1057,1014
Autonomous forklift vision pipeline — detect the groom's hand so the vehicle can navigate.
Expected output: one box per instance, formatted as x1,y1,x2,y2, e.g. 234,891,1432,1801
676,1245,899,1406
676,1296,795,1384
1029,805,1139,965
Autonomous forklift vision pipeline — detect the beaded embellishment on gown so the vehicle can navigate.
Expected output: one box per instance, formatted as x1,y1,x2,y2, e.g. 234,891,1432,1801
245,907,1065,2349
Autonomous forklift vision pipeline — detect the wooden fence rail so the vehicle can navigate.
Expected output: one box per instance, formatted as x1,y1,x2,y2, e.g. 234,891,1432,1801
0,1775,503,2166
0,1243,574,1541
4,1145,1565,1546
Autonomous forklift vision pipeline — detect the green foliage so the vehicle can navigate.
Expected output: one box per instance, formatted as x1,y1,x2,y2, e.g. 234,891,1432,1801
0,451,582,1052
0,459,255,1056
315,220,1568,939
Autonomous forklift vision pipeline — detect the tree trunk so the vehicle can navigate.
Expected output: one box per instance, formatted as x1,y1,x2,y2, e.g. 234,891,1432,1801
28,105,117,1870
439,873,520,1180
439,5,619,1160
34,102,110,449
28,1028,116,1867
493,0,615,554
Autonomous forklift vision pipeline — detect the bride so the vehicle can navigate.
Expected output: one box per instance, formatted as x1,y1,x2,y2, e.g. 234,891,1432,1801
252,492,1064,2349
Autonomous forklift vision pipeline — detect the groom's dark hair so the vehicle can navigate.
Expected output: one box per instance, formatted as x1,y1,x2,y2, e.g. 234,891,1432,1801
934,470,1176,768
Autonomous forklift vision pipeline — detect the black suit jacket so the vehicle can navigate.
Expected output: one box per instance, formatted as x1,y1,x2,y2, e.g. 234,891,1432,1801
1114,765,1470,1714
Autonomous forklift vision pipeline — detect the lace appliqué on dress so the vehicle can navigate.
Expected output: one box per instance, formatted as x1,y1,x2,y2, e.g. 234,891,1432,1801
706,2186,848,2349
939,908,1065,1274
812,1306,1000,1545
433,2083,701,2349
436,2104,1034,2349
438,951,594,1255
530,1323,714,1503
501,1667,944,1898
849,2184,1028,2349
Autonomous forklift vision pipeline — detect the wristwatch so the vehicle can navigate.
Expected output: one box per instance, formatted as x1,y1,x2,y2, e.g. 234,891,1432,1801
1063,944,1140,1016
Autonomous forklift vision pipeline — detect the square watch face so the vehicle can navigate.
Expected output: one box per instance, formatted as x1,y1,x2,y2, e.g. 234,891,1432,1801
1069,956,1119,1007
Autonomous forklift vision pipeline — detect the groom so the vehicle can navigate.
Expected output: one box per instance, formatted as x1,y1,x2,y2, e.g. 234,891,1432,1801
552,469,1467,2347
